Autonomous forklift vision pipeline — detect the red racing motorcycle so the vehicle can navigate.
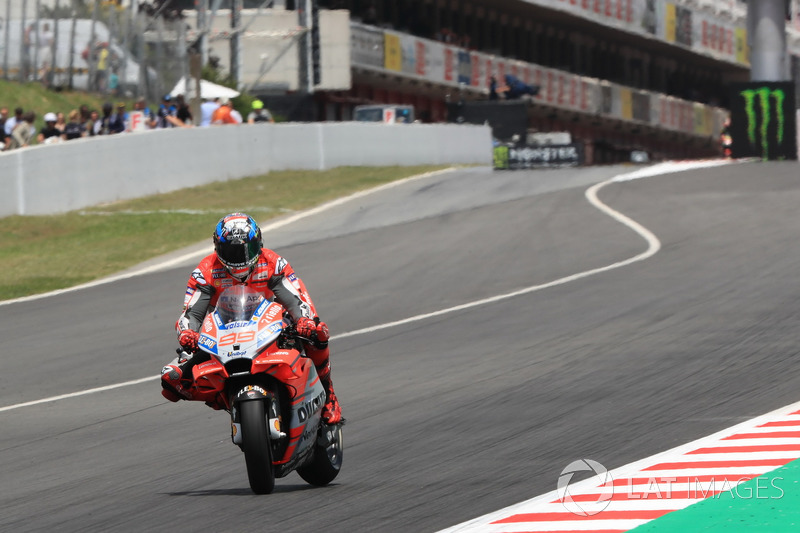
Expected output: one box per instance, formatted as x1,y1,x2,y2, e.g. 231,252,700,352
178,284,343,494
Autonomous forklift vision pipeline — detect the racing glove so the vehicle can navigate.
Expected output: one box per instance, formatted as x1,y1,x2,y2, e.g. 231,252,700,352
178,329,200,350
296,317,330,346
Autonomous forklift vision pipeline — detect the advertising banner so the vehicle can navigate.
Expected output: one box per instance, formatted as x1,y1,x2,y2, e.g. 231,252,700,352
384,33,402,71
536,0,755,64
729,82,797,160
398,33,418,75
351,24,384,69
632,90,650,122
350,21,725,140
620,88,633,120
735,27,749,65
674,5,693,46
494,143,585,169
695,13,735,60
664,2,676,42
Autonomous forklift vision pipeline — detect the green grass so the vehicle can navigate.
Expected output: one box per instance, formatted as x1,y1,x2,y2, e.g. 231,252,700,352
0,165,449,300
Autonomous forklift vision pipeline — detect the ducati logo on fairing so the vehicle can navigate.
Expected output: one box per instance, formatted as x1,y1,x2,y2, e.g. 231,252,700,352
297,390,326,422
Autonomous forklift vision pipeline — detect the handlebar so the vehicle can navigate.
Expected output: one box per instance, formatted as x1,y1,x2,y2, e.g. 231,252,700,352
177,318,322,353
281,324,316,344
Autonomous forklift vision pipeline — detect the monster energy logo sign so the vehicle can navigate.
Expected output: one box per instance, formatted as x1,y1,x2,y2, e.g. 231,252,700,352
739,87,787,160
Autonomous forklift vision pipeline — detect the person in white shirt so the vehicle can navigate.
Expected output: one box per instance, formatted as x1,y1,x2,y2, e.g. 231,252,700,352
200,98,220,127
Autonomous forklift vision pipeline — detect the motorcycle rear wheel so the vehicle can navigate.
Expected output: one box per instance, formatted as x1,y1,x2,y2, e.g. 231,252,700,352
297,422,343,486
241,400,275,494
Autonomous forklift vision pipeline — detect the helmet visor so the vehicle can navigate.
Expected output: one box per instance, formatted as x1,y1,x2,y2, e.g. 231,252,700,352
216,239,261,268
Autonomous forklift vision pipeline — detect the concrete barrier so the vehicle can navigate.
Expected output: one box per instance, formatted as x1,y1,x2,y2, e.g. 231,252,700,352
0,122,492,216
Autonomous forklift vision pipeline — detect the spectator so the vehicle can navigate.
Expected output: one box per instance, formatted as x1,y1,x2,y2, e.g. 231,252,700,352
108,103,129,134
175,95,193,126
23,23,35,80
108,67,120,97
489,76,509,100
200,97,220,127
79,104,91,124
211,97,239,125
503,74,539,99
37,23,55,85
247,99,274,124
38,112,63,144
0,107,8,149
62,109,87,140
4,107,24,137
95,42,110,92
230,104,243,124
54,112,67,134
98,102,114,135
6,112,36,150
87,109,103,136
156,95,180,128
363,2,378,24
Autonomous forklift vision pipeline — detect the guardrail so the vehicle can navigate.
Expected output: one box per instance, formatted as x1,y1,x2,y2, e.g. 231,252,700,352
0,122,492,217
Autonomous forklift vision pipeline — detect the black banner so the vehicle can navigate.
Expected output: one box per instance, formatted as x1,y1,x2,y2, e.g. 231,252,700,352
494,144,584,170
447,101,528,142
729,82,797,160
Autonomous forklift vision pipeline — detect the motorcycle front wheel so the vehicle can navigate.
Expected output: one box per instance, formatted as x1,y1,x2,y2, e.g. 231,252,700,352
240,400,275,494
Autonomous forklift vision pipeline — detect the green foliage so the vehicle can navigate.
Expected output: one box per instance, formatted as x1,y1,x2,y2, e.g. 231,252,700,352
200,63,256,119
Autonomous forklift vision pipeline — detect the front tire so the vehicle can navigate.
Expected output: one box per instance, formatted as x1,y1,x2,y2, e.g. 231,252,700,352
240,400,275,494
297,423,343,486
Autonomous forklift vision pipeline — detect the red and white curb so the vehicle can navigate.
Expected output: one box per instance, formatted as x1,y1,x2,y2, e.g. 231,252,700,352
439,400,800,532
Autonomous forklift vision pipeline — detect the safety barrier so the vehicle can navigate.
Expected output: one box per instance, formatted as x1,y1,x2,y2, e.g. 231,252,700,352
0,122,492,217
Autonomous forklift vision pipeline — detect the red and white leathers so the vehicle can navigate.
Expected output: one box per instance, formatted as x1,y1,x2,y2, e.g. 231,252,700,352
162,248,342,424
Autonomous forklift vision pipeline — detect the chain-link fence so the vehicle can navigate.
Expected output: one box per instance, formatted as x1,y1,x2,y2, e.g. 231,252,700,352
1,1,189,102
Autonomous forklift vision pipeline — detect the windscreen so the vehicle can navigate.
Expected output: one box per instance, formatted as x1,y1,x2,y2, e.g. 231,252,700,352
215,285,265,324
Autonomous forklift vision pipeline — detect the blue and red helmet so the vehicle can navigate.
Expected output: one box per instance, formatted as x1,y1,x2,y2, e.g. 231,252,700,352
213,213,263,281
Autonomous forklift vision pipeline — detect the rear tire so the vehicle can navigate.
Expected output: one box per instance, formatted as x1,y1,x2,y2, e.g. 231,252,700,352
297,423,343,486
240,400,275,494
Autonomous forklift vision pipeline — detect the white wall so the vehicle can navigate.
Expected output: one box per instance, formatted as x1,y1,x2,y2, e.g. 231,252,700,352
0,122,492,217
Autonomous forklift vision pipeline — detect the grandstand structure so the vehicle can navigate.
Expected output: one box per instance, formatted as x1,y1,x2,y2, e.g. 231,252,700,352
308,0,800,163
6,0,799,162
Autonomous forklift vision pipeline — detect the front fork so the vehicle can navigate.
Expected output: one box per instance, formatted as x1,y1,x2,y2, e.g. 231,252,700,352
230,385,285,446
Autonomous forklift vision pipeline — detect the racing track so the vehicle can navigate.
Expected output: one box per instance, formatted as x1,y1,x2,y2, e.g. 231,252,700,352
2,162,800,532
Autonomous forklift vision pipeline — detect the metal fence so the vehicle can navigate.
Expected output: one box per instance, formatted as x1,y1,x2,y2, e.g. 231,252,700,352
1,1,188,102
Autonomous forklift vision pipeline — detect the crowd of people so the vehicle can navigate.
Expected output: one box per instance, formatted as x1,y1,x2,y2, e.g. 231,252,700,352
0,96,275,151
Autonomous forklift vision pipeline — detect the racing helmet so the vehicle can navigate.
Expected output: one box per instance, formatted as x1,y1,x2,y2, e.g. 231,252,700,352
213,213,263,281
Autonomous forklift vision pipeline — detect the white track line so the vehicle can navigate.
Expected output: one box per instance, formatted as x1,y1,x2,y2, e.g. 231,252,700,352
0,161,732,412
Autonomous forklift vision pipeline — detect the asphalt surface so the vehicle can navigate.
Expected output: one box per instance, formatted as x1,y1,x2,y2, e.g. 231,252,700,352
2,161,800,532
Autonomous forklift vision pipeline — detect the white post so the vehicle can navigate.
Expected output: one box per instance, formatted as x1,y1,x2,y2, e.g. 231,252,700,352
749,0,789,81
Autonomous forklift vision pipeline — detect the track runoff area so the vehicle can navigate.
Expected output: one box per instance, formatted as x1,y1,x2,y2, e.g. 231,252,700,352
441,160,800,533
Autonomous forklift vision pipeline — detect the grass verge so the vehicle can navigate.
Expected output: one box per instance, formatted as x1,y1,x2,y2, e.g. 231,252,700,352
0,165,449,300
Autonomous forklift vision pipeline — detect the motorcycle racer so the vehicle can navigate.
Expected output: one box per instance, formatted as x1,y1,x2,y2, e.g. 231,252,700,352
161,212,342,425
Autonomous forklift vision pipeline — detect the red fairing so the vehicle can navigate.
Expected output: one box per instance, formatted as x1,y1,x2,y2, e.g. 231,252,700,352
192,358,228,407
